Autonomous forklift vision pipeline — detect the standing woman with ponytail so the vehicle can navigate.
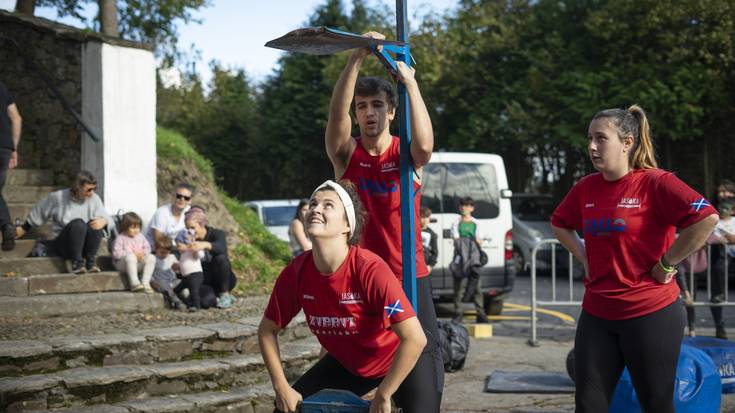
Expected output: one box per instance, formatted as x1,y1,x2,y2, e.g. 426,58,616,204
552,105,719,413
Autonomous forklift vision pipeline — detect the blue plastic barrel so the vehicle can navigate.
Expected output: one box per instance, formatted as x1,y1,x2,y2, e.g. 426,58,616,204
609,344,721,413
301,389,370,413
684,336,735,393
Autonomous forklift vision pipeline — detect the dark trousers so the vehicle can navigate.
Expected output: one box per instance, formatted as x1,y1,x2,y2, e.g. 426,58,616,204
676,254,730,330
280,350,441,413
574,300,684,413
52,218,103,262
175,272,204,309
202,254,237,295
0,148,12,228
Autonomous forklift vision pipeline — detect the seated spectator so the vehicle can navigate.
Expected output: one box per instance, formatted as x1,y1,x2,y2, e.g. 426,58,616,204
15,170,110,274
181,207,237,309
151,237,185,310
173,223,205,311
288,199,311,257
145,183,193,247
112,212,156,293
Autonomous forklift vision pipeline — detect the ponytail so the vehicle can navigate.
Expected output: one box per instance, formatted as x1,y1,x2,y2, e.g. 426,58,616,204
592,104,657,170
627,105,656,169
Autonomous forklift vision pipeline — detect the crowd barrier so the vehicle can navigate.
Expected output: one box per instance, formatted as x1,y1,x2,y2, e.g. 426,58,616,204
528,240,735,346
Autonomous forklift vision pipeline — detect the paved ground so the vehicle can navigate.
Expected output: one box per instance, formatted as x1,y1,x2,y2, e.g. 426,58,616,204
438,275,735,412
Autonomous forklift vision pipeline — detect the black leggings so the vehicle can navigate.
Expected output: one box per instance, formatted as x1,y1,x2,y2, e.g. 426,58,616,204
0,148,11,228
281,350,441,413
202,254,237,295
414,276,445,400
52,218,104,261
574,300,684,413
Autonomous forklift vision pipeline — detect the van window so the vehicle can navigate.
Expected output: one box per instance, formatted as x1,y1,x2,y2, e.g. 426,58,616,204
421,162,499,219
420,163,445,213
263,206,296,226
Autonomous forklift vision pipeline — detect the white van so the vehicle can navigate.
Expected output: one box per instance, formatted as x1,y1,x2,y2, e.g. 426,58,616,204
244,199,301,242
421,152,515,315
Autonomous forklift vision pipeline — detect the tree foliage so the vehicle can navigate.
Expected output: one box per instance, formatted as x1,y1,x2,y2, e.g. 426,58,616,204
158,0,735,201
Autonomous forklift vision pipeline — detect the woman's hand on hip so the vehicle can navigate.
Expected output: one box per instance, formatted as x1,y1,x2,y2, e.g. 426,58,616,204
274,385,302,413
650,261,676,284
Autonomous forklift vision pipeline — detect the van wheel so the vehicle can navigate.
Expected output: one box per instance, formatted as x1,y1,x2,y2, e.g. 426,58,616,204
484,297,503,316
513,248,526,275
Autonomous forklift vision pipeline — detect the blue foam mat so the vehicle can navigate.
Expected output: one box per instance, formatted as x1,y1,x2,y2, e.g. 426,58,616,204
485,370,575,394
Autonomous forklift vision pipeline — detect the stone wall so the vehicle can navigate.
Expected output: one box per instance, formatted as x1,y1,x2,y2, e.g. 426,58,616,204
0,10,152,186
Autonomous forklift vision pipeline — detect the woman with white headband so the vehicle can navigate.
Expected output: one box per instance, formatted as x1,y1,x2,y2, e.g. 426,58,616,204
258,180,437,413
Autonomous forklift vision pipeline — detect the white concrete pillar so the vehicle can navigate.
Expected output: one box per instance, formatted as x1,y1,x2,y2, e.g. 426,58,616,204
81,41,157,224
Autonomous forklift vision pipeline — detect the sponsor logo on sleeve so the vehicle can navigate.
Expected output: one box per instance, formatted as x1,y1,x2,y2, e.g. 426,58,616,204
691,198,710,212
384,299,405,317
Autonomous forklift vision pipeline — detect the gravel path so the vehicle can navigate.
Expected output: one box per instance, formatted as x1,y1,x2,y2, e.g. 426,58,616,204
0,295,270,340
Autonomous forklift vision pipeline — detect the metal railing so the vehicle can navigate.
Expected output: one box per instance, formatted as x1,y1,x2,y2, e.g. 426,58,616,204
0,35,100,142
527,239,735,346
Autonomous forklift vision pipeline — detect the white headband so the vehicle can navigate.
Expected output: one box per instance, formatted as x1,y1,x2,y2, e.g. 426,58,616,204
311,180,355,238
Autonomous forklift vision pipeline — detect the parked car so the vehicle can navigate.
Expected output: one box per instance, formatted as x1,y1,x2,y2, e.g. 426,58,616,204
421,152,515,315
244,199,301,242
511,193,583,278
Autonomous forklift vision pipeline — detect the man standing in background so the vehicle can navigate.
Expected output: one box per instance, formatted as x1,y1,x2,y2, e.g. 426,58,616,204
0,81,22,251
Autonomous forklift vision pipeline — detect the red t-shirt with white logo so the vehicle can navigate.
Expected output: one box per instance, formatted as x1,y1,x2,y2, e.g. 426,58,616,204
264,246,417,379
341,136,429,280
551,169,717,320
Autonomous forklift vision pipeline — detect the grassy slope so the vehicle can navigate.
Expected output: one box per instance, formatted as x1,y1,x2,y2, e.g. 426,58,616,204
156,127,290,295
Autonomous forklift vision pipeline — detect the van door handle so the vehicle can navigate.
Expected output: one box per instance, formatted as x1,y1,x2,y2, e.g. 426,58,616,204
443,229,452,239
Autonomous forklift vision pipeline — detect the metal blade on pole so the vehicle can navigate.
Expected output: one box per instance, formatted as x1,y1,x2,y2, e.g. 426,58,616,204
396,0,417,310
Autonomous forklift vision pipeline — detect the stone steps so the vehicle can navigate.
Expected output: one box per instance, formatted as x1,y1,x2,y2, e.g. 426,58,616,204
3,186,56,204
1,240,110,260
5,170,53,187
0,271,127,297
0,257,113,277
0,336,318,412
36,384,275,413
0,292,165,318
0,315,309,377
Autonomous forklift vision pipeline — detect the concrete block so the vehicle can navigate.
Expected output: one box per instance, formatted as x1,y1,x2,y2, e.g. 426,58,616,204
0,276,28,296
156,340,192,362
120,396,195,413
198,322,257,340
0,375,60,395
24,357,60,373
147,359,228,379
58,365,152,388
0,292,165,317
139,326,214,343
0,340,53,358
28,272,126,295
467,323,493,338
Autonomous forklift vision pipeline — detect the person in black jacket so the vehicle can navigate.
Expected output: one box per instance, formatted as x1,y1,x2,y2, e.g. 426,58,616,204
182,207,237,309
420,207,438,270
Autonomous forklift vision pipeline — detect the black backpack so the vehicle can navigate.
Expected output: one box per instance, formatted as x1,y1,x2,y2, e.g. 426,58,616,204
437,320,470,372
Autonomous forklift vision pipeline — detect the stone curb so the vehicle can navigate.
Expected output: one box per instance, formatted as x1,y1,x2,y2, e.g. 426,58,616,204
0,314,309,376
36,383,275,413
0,291,166,318
0,337,318,411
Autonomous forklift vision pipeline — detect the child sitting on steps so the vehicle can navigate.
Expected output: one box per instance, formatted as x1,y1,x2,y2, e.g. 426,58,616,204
112,212,156,293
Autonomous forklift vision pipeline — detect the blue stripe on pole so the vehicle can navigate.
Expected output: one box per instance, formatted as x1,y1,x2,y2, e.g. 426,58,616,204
396,0,417,311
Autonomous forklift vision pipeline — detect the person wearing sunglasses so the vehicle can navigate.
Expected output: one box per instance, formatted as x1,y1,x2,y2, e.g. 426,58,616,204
145,183,194,248
15,170,111,274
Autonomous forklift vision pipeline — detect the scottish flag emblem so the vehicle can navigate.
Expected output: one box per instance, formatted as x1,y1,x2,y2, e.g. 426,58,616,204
384,300,404,317
691,198,710,212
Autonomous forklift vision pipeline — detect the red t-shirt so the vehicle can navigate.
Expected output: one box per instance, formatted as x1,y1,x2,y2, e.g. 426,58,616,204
341,136,429,280
551,169,717,320
264,246,416,379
